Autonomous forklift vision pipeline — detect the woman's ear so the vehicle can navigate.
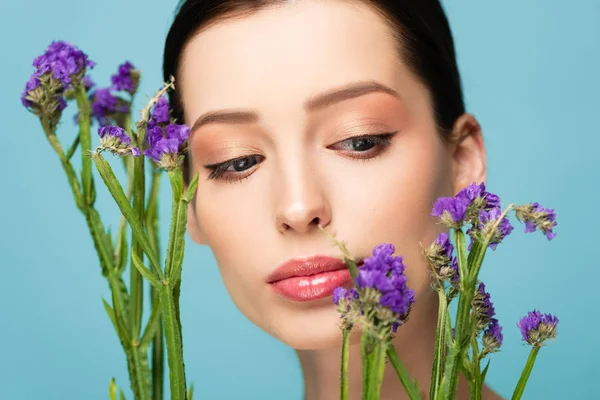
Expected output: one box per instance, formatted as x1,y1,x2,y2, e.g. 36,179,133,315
450,113,487,195
187,200,208,245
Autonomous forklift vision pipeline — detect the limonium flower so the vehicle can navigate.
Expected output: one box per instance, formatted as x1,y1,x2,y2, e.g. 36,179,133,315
333,287,360,330
83,75,95,92
472,282,496,332
517,310,559,346
468,207,514,251
96,125,140,157
425,232,459,285
21,41,94,121
432,182,501,230
143,96,189,170
514,202,558,240
89,88,130,126
111,61,140,95
482,318,503,356
334,244,416,336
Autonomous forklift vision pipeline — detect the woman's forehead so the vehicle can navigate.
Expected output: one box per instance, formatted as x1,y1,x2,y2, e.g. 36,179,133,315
177,0,415,123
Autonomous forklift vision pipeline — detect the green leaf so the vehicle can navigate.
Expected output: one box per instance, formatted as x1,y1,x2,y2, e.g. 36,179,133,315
187,383,195,400
91,153,163,279
66,133,80,160
109,377,117,400
131,252,161,288
184,172,199,203
140,294,162,350
481,359,491,385
119,388,126,400
386,345,422,400
102,298,129,345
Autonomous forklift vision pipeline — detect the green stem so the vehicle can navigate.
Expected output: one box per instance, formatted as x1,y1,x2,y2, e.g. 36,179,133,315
160,284,187,400
40,118,84,210
340,329,350,400
147,168,164,400
367,341,388,400
130,132,146,339
430,290,448,400
511,346,540,400
74,85,93,205
361,332,372,398
443,230,473,400
470,336,481,400
387,346,421,400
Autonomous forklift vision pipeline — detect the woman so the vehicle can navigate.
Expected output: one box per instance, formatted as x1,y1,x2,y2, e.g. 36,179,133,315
163,0,501,398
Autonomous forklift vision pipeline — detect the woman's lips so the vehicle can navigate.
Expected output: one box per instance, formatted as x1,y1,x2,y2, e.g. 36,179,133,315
267,255,357,302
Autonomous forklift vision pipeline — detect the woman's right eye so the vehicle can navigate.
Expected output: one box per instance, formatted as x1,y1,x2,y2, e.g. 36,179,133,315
204,155,265,182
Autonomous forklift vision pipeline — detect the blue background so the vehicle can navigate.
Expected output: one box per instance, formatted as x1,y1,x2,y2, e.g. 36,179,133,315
1,0,598,398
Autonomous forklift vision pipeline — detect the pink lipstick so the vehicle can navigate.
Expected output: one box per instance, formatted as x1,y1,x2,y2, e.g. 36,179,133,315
266,255,355,302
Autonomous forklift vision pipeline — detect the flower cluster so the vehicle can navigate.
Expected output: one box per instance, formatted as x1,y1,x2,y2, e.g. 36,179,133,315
89,88,130,126
143,96,190,170
482,318,503,356
517,310,559,346
472,282,496,332
21,41,95,123
333,244,416,336
432,182,513,250
425,232,459,287
110,61,140,94
96,126,140,157
86,61,138,127
514,202,558,240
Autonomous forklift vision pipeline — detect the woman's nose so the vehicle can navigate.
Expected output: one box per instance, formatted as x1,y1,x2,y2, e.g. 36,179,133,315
274,167,332,235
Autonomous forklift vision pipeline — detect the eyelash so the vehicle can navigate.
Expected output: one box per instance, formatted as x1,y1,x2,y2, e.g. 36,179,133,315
203,132,398,183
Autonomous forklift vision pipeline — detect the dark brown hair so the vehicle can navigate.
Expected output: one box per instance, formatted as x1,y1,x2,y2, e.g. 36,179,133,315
163,0,465,183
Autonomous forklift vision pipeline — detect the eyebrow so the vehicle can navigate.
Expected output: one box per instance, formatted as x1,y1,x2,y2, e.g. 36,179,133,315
190,80,400,133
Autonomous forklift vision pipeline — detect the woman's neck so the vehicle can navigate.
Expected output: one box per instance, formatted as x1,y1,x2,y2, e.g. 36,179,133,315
295,290,474,400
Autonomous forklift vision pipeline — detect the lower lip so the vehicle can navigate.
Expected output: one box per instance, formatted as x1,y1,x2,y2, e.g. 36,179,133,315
270,269,352,302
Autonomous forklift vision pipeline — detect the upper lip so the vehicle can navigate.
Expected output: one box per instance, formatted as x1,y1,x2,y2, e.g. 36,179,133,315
266,255,364,283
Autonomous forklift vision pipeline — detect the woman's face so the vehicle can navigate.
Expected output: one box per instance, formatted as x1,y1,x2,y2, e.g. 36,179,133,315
179,0,483,349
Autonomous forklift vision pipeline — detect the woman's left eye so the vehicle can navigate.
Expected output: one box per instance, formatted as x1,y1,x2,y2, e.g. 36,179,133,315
329,132,397,157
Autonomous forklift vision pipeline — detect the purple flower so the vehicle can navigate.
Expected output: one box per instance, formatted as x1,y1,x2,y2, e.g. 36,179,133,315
333,287,348,305
482,318,503,355
352,243,415,333
435,232,453,258
477,207,514,250
431,197,470,227
515,202,557,241
456,182,500,210
165,123,190,142
517,310,559,346
449,257,459,285
473,282,496,331
83,75,95,92
22,41,93,119
150,96,170,125
425,232,458,285
21,75,41,108
31,40,95,88
143,122,189,169
90,88,129,126
111,61,139,94
97,125,140,157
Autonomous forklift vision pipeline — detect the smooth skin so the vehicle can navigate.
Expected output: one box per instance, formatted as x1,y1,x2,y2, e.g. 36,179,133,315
178,0,501,398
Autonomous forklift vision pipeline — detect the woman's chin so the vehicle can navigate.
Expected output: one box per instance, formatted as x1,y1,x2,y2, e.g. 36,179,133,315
262,301,353,350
